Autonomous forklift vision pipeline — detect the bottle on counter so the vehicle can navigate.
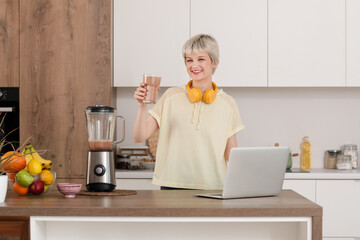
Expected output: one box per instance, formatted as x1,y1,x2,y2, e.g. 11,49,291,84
301,136,311,170
342,144,358,169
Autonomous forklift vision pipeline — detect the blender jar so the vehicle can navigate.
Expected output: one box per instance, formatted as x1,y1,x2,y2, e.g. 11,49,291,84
85,105,124,151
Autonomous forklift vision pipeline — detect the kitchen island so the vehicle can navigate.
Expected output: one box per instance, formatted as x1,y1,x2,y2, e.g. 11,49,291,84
0,190,322,240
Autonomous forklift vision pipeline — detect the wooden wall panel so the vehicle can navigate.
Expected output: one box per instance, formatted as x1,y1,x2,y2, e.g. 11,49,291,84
20,0,112,179
0,0,19,87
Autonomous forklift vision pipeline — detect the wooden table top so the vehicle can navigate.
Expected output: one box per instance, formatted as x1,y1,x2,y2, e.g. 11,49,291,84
0,190,322,217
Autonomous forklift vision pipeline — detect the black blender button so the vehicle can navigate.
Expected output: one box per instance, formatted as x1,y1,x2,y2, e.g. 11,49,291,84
94,164,106,176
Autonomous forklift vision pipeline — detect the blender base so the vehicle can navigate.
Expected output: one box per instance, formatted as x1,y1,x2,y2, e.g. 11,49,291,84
86,183,116,192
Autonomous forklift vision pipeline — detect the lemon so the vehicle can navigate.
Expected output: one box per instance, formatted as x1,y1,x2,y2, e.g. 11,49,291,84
40,170,54,185
27,159,42,176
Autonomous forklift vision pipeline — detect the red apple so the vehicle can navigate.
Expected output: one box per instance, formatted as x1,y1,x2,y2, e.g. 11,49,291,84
29,180,44,195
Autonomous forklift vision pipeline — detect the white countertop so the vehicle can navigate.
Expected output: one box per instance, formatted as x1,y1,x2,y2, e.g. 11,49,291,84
116,169,154,179
116,168,360,180
284,168,360,180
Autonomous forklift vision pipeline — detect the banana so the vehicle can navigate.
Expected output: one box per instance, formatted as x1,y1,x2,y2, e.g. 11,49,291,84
26,144,52,170
22,145,33,170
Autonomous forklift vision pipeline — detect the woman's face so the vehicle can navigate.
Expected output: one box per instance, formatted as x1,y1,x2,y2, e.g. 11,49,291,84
185,51,217,83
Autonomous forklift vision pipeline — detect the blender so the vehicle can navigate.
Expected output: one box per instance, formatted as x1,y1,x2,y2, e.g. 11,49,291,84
85,105,125,192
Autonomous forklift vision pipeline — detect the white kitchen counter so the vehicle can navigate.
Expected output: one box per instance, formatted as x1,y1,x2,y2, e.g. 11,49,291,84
284,168,360,180
116,168,360,180
116,169,154,179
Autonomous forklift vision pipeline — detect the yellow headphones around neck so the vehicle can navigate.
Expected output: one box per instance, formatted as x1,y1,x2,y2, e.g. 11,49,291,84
186,80,218,104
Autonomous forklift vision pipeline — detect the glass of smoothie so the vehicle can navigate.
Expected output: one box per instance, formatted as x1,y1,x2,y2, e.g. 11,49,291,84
143,74,161,104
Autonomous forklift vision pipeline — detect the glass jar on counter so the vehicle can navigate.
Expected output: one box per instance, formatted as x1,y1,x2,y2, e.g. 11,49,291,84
116,155,130,169
127,157,144,170
325,150,341,169
342,144,358,169
336,154,353,170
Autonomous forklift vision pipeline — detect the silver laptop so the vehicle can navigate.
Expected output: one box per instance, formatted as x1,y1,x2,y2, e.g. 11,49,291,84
196,146,290,199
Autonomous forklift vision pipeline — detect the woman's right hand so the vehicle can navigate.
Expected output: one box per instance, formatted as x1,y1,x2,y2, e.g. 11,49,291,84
134,82,147,104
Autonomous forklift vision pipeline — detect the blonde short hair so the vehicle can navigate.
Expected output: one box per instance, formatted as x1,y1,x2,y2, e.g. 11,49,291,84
182,34,219,73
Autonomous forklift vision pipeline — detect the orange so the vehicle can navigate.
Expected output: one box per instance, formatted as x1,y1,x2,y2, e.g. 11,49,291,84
7,172,15,183
0,151,26,173
39,170,54,185
13,181,29,195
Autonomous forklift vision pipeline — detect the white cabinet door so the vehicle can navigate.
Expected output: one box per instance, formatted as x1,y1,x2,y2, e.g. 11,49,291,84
323,238,356,240
191,0,267,87
282,180,316,202
346,0,360,86
113,0,189,87
268,0,345,86
316,180,360,238
116,179,160,190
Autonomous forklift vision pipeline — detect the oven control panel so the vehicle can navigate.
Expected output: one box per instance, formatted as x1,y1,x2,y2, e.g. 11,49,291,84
0,87,19,154
0,88,18,101
0,89,8,100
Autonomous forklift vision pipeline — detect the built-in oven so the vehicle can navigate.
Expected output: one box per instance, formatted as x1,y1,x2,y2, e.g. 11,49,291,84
0,88,19,154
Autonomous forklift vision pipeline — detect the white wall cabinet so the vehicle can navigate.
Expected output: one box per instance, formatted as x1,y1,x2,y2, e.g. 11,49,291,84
113,0,189,87
114,0,267,87
114,0,355,87
346,0,360,86
268,0,345,87
191,0,267,87
316,180,360,238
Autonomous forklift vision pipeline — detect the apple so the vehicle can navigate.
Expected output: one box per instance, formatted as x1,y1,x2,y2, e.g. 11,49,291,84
29,180,44,195
43,184,51,193
15,169,34,187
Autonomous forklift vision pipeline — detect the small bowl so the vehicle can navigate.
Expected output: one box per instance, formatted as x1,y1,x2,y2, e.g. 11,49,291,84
57,183,82,198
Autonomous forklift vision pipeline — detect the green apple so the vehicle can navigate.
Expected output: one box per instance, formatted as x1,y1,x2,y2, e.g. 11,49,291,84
15,169,34,187
43,184,51,193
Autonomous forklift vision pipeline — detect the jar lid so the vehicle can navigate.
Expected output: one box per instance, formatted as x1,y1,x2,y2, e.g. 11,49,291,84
327,150,341,155
86,105,114,113
342,144,357,150
338,154,352,161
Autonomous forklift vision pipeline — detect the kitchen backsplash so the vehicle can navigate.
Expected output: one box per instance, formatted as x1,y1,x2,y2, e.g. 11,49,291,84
115,87,360,168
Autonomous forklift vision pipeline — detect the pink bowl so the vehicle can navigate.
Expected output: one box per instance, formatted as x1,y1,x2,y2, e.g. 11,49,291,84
57,183,82,198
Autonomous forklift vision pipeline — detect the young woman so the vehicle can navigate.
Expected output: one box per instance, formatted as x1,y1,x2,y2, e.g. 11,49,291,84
133,34,245,190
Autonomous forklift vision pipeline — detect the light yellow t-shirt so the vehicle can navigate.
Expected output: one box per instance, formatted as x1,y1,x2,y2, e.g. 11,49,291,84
148,85,245,190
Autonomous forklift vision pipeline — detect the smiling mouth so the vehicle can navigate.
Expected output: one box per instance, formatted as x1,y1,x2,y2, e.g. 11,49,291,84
192,70,202,74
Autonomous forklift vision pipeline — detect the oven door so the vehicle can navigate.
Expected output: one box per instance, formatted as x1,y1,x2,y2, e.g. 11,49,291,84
0,88,19,154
